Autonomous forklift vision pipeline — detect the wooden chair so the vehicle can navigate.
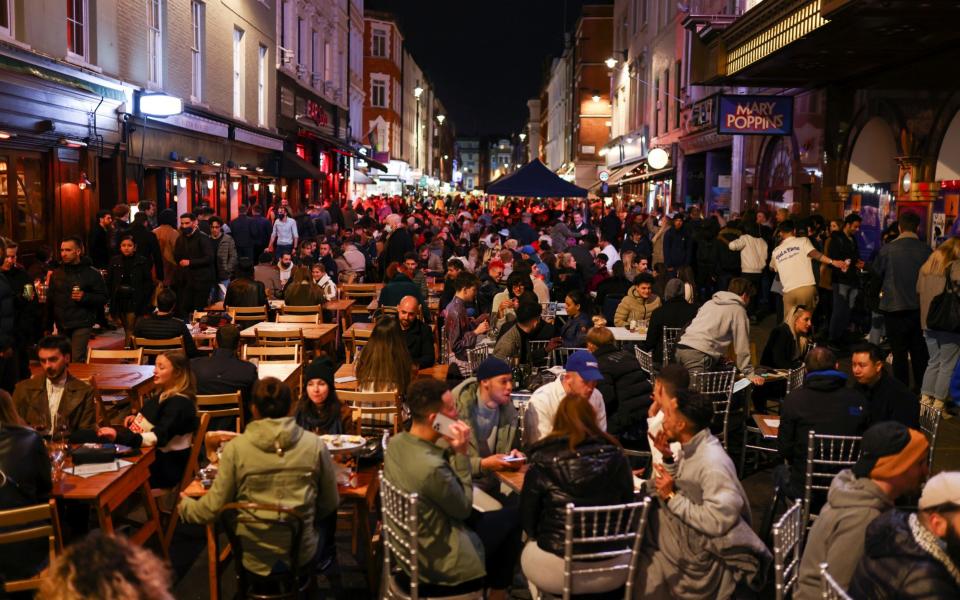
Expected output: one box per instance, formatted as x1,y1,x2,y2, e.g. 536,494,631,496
134,336,184,362
80,376,128,427
196,392,245,433
0,500,63,594
339,390,401,435
241,345,301,363
282,304,323,323
341,283,380,325
277,313,320,324
254,327,306,362
87,347,145,365
226,305,268,328
153,412,211,553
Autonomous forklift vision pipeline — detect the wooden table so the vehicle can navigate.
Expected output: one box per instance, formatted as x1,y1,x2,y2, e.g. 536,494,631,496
752,414,780,439
257,363,301,390
34,363,156,410
334,362,448,390
183,467,380,598
54,447,166,558
323,299,355,346
205,300,285,312
495,465,528,494
343,322,374,340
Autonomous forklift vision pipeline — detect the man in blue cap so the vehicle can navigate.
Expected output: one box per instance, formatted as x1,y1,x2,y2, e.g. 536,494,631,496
452,356,525,507
524,350,607,446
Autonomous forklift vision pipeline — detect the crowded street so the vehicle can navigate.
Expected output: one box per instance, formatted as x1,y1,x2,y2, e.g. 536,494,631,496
1,1,960,599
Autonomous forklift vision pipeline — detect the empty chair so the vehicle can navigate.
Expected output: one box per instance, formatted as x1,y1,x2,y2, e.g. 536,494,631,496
690,370,737,450
87,347,145,365
465,345,490,376
277,314,320,325
227,305,268,328
819,563,853,600
0,501,62,595
527,340,553,367
242,345,301,363
786,364,807,395
803,432,862,529
772,500,803,600
553,347,581,366
919,402,942,468
662,327,682,365
281,304,322,317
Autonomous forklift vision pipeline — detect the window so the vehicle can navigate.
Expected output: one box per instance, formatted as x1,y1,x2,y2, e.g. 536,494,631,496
191,1,203,100
0,0,12,37
640,0,647,25
66,0,88,61
674,60,682,130
663,68,670,132
232,27,244,118
324,42,332,83
371,76,386,107
258,45,267,126
146,0,162,85
296,17,304,67
372,28,386,57
653,76,659,137
279,0,290,60
311,29,318,78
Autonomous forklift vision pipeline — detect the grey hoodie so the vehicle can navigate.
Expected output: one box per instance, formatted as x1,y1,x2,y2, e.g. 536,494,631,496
677,291,754,375
794,469,893,600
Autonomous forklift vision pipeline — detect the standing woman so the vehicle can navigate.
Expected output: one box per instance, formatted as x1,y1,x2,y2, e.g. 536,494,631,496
97,350,198,488
355,316,413,393
108,234,154,348
917,237,960,414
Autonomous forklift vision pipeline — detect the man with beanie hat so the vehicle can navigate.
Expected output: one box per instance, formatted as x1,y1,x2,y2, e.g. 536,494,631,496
451,356,524,506
849,471,960,599
795,422,929,599
641,278,698,365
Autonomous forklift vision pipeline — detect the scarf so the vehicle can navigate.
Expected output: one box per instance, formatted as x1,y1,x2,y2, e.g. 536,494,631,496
909,513,960,587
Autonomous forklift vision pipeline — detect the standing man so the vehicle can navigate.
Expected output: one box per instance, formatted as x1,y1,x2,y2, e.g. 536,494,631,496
827,213,863,348
770,220,847,317
2,239,39,384
663,214,692,275
138,200,158,229
153,208,180,288
600,204,622,250
87,210,113,270
382,213,414,278
209,217,237,302
129,212,164,283
49,236,108,362
268,206,298,258
173,213,215,318
249,204,272,259
13,335,95,437
229,205,256,262
872,210,931,388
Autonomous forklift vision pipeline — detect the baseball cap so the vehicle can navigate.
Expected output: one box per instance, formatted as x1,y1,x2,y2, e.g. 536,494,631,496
499,228,510,237
520,245,536,255
564,350,604,382
919,471,960,510
852,421,929,479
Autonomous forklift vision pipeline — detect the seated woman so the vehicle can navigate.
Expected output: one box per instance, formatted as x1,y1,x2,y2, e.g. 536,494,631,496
355,316,413,394
0,390,52,584
296,357,353,435
97,350,198,488
557,289,593,348
490,271,534,333
754,305,814,411
283,265,325,307
520,394,635,597
225,257,268,308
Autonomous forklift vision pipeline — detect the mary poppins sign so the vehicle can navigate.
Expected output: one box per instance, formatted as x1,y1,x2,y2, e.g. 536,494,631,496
717,95,793,136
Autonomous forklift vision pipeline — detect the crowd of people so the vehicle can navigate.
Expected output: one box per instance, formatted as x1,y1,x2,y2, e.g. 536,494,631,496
0,192,958,598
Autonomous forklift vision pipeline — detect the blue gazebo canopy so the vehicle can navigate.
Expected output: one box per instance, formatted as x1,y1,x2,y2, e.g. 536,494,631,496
486,159,588,198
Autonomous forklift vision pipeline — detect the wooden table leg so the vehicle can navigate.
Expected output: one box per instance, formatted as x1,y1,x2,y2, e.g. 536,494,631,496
141,481,169,561
96,502,114,535
207,524,220,600
357,501,377,592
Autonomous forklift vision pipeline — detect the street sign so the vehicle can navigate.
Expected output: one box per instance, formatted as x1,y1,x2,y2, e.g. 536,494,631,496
598,170,610,182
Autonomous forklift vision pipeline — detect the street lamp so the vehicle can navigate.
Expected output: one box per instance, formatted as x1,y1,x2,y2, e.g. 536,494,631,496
436,114,445,125
519,133,527,142
604,57,618,69
414,82,423,171
435,114,446,180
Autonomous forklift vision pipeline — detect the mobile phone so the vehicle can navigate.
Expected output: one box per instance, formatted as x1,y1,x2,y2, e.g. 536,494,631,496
501,455,525,463
432,413,458,438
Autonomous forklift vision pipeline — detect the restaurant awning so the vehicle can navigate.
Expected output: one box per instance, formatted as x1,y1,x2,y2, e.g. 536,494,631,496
279,152,323,180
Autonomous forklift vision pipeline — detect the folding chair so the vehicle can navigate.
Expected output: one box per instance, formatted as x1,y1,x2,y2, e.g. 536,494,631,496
553,347,582,366
819,563,853,600
662,327,682,365
154,412,211,553
803,431,861,529
690,370,736,450
919,402,942,469
786,365,806,395
0,500,63,595
772,500,803,600
196,391,245,433
227,305,268,328
242,345,301,363
87,347,145,365
134,336,184,363
635,347,654,379
528,340,552,367
465,345,490,376
339,390,401,435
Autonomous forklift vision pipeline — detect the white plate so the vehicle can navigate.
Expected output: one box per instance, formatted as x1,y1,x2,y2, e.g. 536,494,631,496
319,434,366,452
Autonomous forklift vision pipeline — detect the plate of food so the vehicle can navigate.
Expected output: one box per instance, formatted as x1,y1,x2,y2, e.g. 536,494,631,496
319,434,366,452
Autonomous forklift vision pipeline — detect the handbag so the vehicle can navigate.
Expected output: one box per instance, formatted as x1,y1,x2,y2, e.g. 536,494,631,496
927,276,960,334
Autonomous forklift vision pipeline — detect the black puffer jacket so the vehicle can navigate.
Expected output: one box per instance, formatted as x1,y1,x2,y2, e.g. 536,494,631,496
520,435,634,556
849,510,960,599
49,258,109,330
593,344,652,445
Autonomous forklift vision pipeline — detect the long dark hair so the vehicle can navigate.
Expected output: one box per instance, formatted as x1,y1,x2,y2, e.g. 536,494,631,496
297,377,342,434
355,316,413,393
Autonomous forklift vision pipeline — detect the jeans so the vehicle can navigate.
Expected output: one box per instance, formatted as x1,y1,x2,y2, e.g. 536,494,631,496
883,310,928,389
869,311,885,345
829,284,858,343
922,331,960,401
64,327,92,363
275,243,294,257
676,347,722,375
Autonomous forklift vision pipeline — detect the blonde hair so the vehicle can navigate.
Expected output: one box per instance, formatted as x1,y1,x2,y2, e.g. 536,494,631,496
39,532,173,600
157,350,196,402
920,237,960,276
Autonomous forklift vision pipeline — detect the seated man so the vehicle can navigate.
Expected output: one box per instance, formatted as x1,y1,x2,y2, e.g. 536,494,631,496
642,390,771,598
852,342,920,428
586,326,652,448
492,299,557,367
675,277,763,384
849,471,960,598
12,335,95,439
398,296,435,368
384,378,520,599
451,357,524,505
224,257,268,308
525,350,607,446
776,347,868,500
613,272,662,327
645,364,690,466
444,272,489,375
795,421,929,599
133,288,200,358
253,252,282,300
190,325,258,426
179,378,339,578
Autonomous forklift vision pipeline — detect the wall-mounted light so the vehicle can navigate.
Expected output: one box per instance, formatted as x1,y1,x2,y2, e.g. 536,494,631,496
268,183,276,194
184,157,197,164
253,182,260,192
239,164,248,171
281,184,288,193
232,181,239,191
59,137,87,148
178,176,188,188
436,114,445,125
604,57,618,69
78,172,93,190
138,92,184,117
206,179,214,190
648,147,670,170
0,131,14,140
592,91,601,103
210,160,222,167
255,166,264,173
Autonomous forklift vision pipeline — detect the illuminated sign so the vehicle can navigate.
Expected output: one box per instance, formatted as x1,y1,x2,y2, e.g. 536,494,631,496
717,95,793,136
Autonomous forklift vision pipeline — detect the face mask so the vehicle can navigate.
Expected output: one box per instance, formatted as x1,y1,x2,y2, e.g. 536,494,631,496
180,226,194,235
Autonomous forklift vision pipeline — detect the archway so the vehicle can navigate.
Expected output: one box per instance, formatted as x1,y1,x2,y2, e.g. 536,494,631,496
935,110,960,181
846,117,898,185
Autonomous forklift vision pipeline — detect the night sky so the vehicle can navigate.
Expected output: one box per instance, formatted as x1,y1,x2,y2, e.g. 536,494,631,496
366,0,613,138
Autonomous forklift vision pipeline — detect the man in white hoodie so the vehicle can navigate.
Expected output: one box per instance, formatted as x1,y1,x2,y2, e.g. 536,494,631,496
727,222,768,314
675,278,765,385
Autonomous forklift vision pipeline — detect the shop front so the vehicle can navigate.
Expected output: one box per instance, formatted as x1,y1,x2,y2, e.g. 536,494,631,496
678,94,733,215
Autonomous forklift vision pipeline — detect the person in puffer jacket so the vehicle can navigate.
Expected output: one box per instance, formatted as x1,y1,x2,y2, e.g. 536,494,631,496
520,393,634,597
848,471,960,599
613,272,662,327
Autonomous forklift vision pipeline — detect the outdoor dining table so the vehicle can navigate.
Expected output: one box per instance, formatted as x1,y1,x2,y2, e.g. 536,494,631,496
752,414,781,439
32,363,156,410
608,326,646,343
53,447,166,558
183,466,380,599
333,362,448,390
495,465,528,494
256,362,301,390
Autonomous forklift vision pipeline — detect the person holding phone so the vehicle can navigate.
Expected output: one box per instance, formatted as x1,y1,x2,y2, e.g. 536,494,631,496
384,378,520,600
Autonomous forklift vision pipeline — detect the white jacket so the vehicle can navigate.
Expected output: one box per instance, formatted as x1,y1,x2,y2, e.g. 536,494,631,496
728,235,768,274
